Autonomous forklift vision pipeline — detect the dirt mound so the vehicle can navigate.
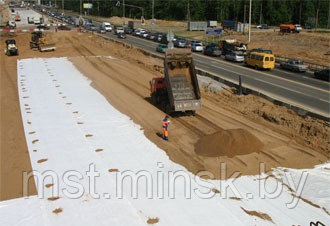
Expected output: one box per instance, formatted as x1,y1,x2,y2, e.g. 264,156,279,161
195,129,263,158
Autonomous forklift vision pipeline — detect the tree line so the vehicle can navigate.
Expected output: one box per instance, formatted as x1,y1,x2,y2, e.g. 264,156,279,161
45,0,330,28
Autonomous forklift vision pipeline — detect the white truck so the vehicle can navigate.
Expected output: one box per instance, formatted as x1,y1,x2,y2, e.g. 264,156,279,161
101,22,112,32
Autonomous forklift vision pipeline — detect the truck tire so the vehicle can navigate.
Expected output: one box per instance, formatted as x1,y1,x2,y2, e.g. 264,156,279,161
165,105,171,115
151,93,157,105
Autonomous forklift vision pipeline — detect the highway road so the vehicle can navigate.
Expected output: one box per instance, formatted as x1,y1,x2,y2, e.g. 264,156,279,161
99,31,329,118
31,8,330,118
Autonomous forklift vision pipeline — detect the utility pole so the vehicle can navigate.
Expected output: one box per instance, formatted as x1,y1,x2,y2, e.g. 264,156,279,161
327,0,330,29
80,0,82,16
299,0,302,25
152,0,154,21
123,0,125,25
315,1,319,31
248,0,252,42
243,4,246,35
259,1,262,25
187,0,191,22
152,0,154,30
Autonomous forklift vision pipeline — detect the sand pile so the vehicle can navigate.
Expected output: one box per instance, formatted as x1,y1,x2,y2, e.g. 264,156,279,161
195,129,263,158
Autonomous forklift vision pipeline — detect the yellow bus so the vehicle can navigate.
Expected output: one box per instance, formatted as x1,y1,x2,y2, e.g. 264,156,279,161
245,52,275,70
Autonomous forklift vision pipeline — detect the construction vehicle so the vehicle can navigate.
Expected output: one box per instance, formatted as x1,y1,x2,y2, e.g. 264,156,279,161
280,24,300,33
219,39,248,55
150,49,201,115
4,39,19,56
30,31,56,52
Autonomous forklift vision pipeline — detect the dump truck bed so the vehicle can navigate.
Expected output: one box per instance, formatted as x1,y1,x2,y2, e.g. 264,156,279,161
164,49,201,112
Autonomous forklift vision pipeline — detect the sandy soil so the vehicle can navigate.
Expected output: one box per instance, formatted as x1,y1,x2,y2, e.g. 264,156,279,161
0,35,36,201
224,31,330,65
0,3,10,25
0,31,328,200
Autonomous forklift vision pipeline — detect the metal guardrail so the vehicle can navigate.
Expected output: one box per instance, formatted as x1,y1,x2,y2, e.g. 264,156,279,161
275,55,329,72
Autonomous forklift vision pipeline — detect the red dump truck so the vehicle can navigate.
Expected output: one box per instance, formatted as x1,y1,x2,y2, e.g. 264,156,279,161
280,24,301,33
150,49,201,115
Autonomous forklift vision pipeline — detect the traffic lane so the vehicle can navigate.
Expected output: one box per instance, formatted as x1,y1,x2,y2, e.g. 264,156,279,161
196,61,329,115
119,34,329,114
200,57,330,102
108,31,329,114
192,52,329,92
116,33,329,92
120,34,329,100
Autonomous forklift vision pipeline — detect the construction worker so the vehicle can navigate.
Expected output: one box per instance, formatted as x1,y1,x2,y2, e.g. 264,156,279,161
162,115,170,141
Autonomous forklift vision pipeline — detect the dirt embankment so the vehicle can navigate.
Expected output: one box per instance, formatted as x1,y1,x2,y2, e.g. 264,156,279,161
223,31,330,65
1,31,328,201
203,88,329,156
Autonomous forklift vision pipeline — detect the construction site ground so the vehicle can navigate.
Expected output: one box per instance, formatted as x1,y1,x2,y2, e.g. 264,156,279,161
1,31,329,201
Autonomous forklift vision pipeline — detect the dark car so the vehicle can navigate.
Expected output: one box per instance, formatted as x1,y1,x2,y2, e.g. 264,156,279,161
257,24,269,29
117,32,127,39
98,26,106,34
147,32,156,40
204,44,222,57
156,33,164,42
124,27,132,34
160,34,168,44
174,38,187,48
314,69,330,82
37,25,50,30
57,25,71,30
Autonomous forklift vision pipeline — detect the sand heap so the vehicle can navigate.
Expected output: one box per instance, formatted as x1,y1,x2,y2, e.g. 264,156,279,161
195,129,263,158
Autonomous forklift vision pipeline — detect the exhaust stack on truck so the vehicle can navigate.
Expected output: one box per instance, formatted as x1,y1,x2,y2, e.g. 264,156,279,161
150,49,201,115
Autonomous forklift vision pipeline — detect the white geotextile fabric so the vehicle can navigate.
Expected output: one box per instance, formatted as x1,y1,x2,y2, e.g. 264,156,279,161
0,57,328,226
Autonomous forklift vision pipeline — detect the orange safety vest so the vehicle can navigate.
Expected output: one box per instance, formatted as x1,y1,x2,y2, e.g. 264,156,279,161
162,119,169,129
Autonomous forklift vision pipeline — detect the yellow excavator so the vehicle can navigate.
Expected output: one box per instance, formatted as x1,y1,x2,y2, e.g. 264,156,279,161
30,31,56,52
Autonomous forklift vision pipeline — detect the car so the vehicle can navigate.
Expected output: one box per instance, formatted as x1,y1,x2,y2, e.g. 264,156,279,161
142,31,150,38
257,24,268,29
280,59,308,72
36,25,50,30
57,25,71,30
124,27,132,34
117,32,127,39
156,44,167,53
156,33,164,42
174,38,187,48
191,43,203,52
314,69,330,82
114,26,124,34
98,27,106,34
90,24,97,31
101,22,112,32
204,44,222,57
147,32,156,40
225,51,245,62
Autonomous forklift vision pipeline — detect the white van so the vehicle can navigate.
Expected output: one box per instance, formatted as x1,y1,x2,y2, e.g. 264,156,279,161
34,18,41,25
101,22,112,32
